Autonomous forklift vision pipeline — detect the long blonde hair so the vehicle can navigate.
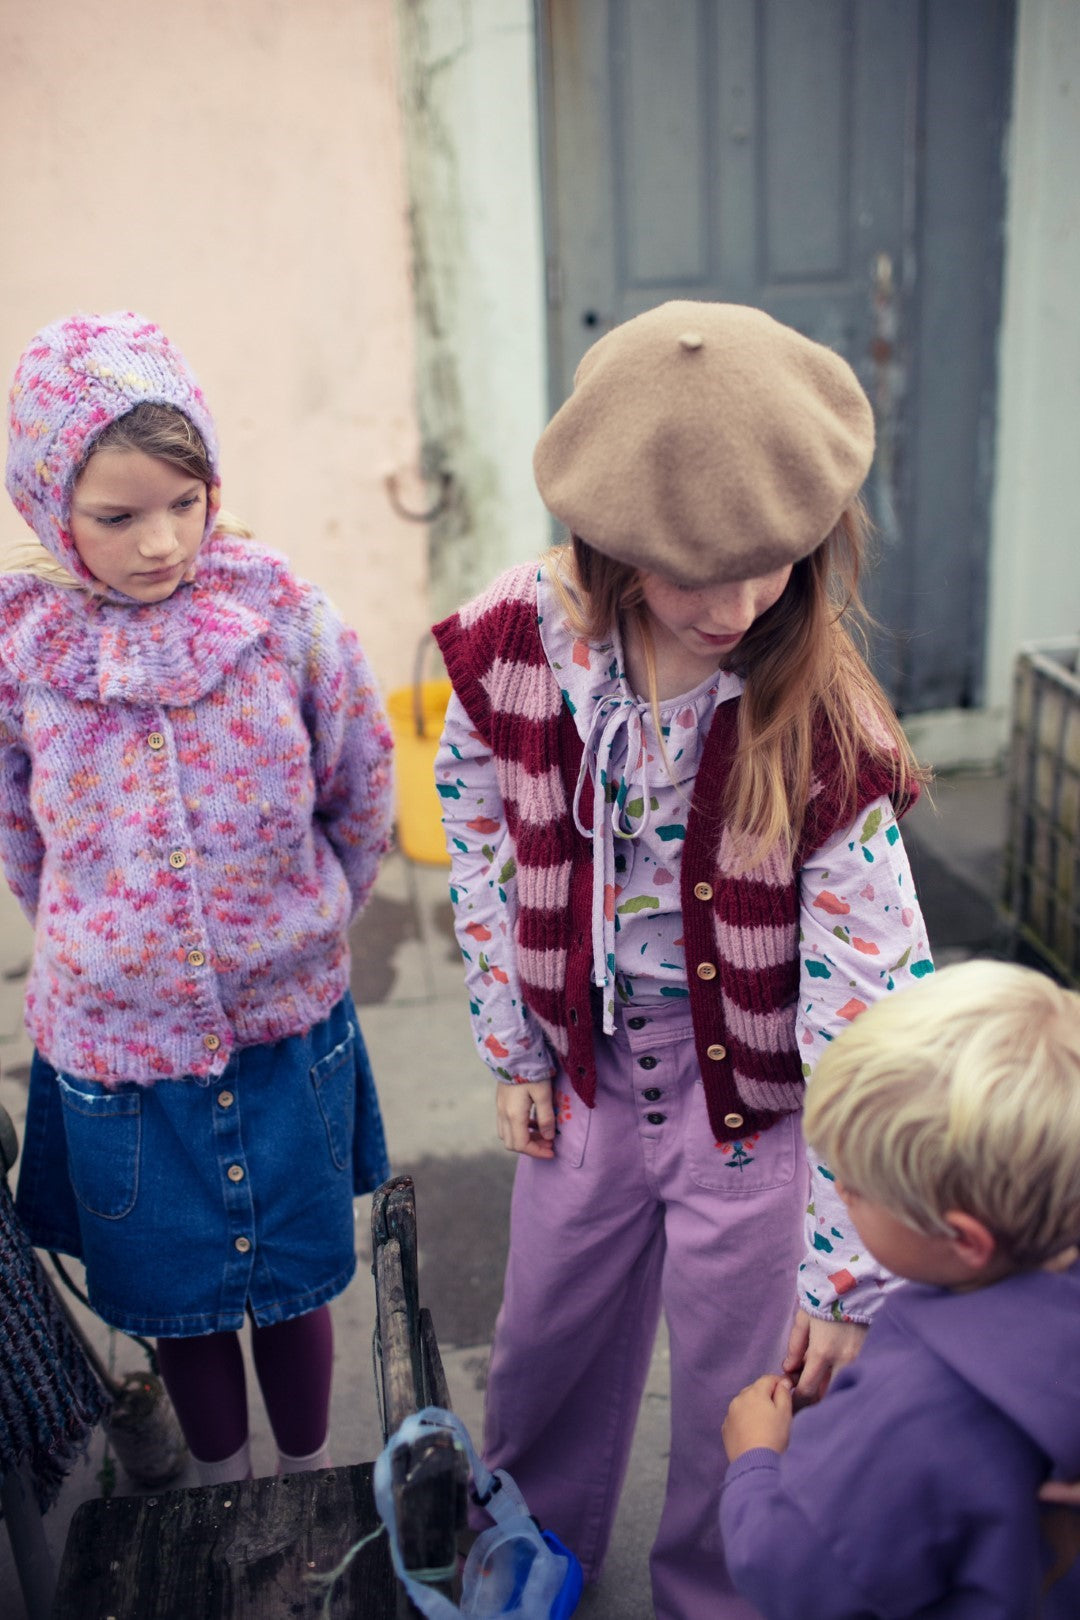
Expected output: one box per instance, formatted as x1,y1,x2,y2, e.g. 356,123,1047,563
1,402,250,588
547,502,929,869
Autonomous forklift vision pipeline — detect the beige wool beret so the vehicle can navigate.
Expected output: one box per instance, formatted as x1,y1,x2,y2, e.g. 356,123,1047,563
533,301,875,587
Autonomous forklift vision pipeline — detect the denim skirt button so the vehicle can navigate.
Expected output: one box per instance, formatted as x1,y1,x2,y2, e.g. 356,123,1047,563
227,1164,244,1183
234,1236,251,1254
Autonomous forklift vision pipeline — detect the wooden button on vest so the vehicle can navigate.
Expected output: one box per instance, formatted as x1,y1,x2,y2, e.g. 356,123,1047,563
693,881,713,901
169,851,187,869
147,732,165,751
203,1033,221,1052
706,1043,727,1061
724,1112,745,1129
696,962,717,980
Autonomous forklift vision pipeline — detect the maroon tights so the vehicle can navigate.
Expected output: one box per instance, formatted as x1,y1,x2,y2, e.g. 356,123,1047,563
156,1304,333,1462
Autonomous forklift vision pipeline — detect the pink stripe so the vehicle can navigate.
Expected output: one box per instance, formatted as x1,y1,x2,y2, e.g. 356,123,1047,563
714,919,795,970
716,826,793,888
483,657,564,721
518,943,568,991
536,1016,569,1059
456,563,535,630
502,758,567,826
518,860,572,911
734,1071,804,1111
723,1002,794,1055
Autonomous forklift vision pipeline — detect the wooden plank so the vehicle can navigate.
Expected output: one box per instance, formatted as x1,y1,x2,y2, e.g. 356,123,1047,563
418,1307,451,1412
375,1237,420,1439
52,1463,395,1619
392,1430,464,1619
393,1431,464,1577
384,1180,420,1321
369,1175,467,1620
372,1176,423,1405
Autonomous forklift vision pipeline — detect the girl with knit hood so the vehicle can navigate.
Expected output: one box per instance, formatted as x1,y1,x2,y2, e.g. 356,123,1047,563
433,302,933,1620
2,311,394,1484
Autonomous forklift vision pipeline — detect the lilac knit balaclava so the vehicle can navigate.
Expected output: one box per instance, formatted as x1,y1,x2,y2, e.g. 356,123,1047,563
4,311,221,589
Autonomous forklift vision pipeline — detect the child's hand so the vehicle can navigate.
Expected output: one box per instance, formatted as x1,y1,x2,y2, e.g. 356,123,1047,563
496,1080,556,1159
783,1308,867,1406
723,1375,793,1461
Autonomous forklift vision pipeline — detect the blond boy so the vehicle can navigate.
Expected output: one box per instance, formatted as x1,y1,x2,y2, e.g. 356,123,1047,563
721,960,1080,1619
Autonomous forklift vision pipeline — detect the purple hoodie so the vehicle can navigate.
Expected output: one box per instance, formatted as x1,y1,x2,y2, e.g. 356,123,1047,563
721,1260,1080,1618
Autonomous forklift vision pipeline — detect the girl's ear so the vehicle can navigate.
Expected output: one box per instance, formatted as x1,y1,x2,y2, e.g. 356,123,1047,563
943,1210,998,1274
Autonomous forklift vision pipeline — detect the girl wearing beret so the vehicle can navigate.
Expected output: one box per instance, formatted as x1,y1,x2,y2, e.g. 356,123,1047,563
2,312,393,1485
433,301,932,1620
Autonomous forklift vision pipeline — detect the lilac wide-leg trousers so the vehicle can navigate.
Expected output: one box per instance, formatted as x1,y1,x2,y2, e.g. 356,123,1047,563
481,1001,808,1620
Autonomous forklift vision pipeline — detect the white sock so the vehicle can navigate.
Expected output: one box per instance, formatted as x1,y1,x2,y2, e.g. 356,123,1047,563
277,1437,332,1475
191,1438,252,1486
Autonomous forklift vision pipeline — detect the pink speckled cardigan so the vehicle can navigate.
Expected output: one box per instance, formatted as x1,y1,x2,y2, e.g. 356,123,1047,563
0,533,393,1085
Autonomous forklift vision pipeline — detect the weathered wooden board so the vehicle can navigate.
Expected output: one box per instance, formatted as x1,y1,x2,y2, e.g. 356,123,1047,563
370,1175,466,1619
372,1176,423,1434
52,1462,396,1619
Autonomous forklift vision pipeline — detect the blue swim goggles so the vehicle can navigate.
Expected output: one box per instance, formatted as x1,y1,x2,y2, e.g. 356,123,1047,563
373,1407,584,1619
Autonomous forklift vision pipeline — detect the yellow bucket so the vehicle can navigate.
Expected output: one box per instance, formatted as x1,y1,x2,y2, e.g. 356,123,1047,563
387,668,453,866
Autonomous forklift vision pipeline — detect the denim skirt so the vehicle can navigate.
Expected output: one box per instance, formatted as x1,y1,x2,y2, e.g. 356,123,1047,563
14,993,391,1337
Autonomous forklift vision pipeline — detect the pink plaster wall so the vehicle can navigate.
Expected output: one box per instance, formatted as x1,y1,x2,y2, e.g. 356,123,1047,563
0,0,426,692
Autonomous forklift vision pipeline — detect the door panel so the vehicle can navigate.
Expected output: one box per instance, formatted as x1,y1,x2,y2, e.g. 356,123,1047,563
539,0,1014,711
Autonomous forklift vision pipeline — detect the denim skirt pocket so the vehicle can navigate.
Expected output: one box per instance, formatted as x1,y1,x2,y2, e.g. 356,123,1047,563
311,1026,356,1171
57,1074,141,1219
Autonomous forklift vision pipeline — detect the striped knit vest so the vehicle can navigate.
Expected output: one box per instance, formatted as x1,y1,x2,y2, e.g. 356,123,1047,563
434,563,908,1145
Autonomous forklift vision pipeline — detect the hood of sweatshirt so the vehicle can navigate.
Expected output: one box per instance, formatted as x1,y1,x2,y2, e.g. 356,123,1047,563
889,1256,1080,1479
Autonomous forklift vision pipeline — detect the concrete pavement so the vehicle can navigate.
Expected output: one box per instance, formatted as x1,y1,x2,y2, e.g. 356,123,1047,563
0,769,1011,1619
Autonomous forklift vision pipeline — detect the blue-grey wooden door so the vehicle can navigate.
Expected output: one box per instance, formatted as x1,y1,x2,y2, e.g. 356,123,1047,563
538,0,1015,712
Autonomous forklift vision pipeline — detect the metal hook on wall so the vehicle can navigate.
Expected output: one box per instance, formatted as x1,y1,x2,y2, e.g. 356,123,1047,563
384,467,454,523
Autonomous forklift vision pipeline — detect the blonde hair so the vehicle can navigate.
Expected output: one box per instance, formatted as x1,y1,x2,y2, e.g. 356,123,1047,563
547,502,929,868
2,402,250,588
803,961,1080,1267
